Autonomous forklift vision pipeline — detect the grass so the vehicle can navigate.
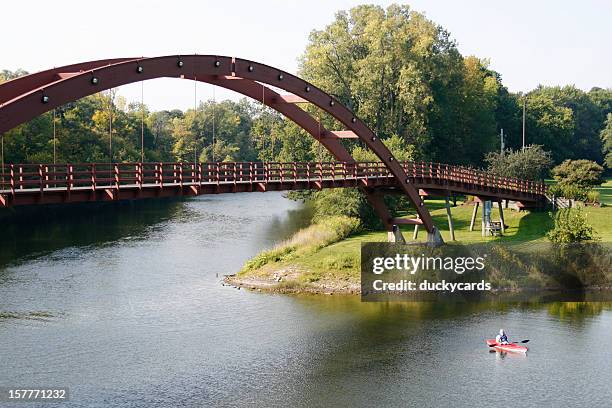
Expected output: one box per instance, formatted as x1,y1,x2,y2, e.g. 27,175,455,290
239,184,612,289
239,215,360,275
596,177,612,206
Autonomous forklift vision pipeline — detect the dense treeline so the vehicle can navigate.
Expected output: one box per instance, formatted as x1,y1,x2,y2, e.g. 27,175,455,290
1,4,611,171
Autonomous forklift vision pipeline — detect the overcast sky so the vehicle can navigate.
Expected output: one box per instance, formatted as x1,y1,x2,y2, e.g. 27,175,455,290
2,0,610,111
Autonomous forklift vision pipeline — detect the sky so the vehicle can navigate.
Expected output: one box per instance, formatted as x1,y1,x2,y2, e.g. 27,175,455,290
2,0,611,112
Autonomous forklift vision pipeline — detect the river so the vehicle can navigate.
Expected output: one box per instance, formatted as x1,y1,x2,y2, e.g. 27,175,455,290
1,193,611,407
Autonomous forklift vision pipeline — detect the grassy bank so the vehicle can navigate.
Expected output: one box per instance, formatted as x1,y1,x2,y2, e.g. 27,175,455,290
229,181,612,293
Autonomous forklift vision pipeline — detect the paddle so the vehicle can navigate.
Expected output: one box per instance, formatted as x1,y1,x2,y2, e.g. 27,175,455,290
488,340,529,347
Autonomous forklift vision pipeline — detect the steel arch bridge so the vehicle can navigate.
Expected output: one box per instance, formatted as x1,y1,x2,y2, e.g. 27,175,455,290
0,55,547,243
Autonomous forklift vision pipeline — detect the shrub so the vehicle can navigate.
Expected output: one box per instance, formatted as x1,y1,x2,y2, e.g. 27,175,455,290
547,208,596,243
551,159,605,189
547,184,596,201
585,190,600,204
559,185,588,201
547,184,563,197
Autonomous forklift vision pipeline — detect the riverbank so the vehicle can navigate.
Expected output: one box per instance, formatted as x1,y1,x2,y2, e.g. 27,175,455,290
227,191,612,294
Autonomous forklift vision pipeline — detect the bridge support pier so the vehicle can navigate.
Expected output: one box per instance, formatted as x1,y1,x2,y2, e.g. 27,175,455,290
498,200,506,234
445,195,455,241
481,202,487,237
427,227,444,246
469,201,479,232
388,225,406,243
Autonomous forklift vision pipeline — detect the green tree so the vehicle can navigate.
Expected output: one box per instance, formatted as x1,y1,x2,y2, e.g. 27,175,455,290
525,86,608,163
551,159,605,188
298,4,499,165
601,113,612,168
484,145,553,181
311,135,416,229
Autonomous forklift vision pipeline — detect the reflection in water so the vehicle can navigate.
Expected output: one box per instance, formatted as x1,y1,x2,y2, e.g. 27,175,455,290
0,193,611,407
0,198,186,268
547,301,610,321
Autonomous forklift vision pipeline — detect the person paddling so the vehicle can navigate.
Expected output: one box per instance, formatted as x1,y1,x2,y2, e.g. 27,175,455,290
496,329,509,345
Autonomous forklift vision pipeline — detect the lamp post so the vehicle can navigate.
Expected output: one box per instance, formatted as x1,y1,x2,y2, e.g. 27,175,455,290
522,96,527,150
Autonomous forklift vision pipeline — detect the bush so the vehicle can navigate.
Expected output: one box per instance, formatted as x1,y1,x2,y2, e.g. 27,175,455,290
546,184,563,197
559,185,588,201
547,208,596,243
585,190,600,204
552,159,605,189
547,184,598,202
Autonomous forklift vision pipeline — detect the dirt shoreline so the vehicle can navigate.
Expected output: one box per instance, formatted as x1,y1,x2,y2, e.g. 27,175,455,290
224,270,612,296
223,267,360,295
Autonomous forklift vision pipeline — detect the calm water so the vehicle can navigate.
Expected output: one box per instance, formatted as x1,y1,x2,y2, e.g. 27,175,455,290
1,193,611,407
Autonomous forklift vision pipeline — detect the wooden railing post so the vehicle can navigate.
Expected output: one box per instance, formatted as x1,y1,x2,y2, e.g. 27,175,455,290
38,164,44,193
44,165,49,189
68,164,74,192
114,163,120,190
9,164,15,195
137,163,143,188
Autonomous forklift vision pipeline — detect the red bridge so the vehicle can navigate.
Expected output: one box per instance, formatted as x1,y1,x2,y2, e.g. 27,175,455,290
0,160,546,206
0,54,548,243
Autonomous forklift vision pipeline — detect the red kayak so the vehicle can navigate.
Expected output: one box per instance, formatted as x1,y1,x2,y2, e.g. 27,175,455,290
486,339,528,353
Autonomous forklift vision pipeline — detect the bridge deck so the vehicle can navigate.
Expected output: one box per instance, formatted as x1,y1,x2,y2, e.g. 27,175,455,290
0,161,547,207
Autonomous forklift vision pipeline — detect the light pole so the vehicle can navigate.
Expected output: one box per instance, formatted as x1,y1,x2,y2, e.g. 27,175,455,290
522,96,526,150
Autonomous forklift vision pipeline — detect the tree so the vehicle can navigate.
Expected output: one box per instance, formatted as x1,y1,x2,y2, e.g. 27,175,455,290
551,159,605,189
298,4,499,166
524,86,609,164
0,69,28,83
484,145,553,181
199,139,240,162
311,135,416,229
601,113,612,169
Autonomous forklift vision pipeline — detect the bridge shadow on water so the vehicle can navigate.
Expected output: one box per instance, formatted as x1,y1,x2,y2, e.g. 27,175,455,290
0,198,188,270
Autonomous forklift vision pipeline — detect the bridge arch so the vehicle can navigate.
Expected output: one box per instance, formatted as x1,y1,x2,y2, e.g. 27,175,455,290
0,55,439,238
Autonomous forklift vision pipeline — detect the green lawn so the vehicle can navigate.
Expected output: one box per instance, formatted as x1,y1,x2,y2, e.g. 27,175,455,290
300,198,611,273
242,185,612,284
405,198,611,243
597,177,612,205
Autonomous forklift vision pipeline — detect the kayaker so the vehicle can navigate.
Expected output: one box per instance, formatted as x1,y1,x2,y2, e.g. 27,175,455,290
496,329,509,344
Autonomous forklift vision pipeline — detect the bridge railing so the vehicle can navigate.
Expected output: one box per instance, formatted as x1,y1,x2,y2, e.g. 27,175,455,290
401,161,547,195
0,161,546,196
